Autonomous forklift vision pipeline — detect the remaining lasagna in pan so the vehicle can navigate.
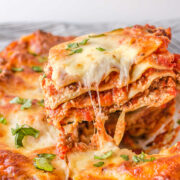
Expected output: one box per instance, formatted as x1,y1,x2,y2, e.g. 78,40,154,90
0,25,180,180
41,25,177,158
0,30,74,179
69,142,180,179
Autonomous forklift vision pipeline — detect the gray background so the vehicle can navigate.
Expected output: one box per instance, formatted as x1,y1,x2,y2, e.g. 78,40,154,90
0,20,180,53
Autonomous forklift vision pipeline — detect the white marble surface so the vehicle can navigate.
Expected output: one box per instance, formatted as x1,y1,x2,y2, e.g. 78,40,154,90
0,0,180,23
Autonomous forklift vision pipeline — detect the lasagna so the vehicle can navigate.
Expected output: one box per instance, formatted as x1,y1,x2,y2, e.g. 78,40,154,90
0,30,74,179
41,25,177,158
0,25,179,180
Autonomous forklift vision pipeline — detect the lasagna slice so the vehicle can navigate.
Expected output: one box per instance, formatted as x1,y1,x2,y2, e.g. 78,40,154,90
41,25,177,158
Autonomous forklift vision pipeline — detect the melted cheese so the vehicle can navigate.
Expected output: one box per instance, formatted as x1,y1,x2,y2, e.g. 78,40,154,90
49,29,162,88
51,37,138,87
68,142,134,178
3,106,59,152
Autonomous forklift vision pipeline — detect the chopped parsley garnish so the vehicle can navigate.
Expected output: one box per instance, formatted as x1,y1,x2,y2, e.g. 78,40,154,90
139,151,145,159
93,161,104,167
94,151,113,160
10,97,25,104
89,34,105,38
93,151,112,167
38,56,48,63
12,67,24,72
143,156,156,162
37,153,56,160
0,114,7,125
66,39,89,50
66,39,89,55
20,99,32,110
38,99,44,107
96,47,106,51
11,124,39,148
177,119,180,125
120,154,129,161
66,42,79,49
0,69,2,73
68,48,83,55
34,153,56,172
79,39,89,45
132,152,156,163
32,66,43,72
132,155,140,163
10,97,32,110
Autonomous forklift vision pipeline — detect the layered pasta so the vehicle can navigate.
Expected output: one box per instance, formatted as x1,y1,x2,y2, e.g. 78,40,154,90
41,25,177,158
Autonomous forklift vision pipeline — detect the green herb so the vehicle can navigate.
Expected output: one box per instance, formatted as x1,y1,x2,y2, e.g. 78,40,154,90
14,131,24,148
34,153,56,172
38,56,48,63
10,97,25,104
177,119,180,125
34,158,53,171
0,69,2,73
143,156,156,162
94,150,113,160
96,47,106,51
66,39,89,50
0,115,7,125
32,66,43,72
20,99,32,110
150,157,156,161
79,39,89,45
89,34,105,38
38,99,44,107
93,161,104,167
132,152,156,163
11,124,39,138
37,153,56,160
66,39,89,55
120,154,129,161
10,97,32,110
11,124,39,148
139,151,146,160
68,48,83,55
12,67,24,72
132,155,140,163
138,152,156,162
66,42,79,49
